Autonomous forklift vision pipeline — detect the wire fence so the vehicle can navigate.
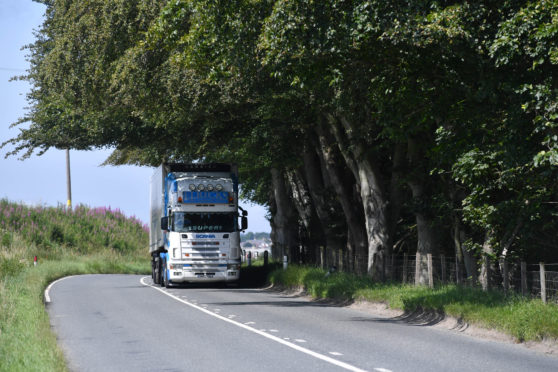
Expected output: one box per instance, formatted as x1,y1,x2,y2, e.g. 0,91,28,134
373,253,558,304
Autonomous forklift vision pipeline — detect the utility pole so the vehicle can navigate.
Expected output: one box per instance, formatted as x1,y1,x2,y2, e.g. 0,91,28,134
66,149,72,209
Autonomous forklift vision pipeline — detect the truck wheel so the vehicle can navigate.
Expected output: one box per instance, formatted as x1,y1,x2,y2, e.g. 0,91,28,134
164,273,170,288
154,257,161,285
160,259,166,288
163,260,172,288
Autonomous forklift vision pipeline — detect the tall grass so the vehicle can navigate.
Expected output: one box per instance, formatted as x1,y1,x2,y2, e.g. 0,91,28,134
270,266,558,342
0,199,148,256
0,200,150,372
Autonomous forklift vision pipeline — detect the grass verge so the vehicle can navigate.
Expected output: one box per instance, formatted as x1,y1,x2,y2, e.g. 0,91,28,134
0,252,150,372
270,265,558,343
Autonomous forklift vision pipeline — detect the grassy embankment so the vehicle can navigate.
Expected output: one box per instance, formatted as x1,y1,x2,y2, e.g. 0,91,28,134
0,200,150,372
270,265,558,343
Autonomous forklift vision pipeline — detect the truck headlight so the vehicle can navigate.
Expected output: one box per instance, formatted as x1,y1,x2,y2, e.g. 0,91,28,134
170,263,183,270
227,263,240,270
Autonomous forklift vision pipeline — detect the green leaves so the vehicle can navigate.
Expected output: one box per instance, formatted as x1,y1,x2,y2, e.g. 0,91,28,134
5,0,558,262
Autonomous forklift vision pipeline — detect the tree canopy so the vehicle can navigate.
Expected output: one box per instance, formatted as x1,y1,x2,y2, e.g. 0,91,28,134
4,0,558,276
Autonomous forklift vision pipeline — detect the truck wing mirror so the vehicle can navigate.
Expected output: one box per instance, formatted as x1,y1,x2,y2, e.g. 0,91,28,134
238,206,248,217
241,216,248,231
161,216,169,231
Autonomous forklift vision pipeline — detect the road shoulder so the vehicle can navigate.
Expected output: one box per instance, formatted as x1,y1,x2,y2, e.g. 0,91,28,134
267,284,558,357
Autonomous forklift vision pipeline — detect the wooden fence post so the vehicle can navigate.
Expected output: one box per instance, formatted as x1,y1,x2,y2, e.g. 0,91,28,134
402,253,408,284
390,254,395,282
415,252,421,286
381,253,386,282
540,262,547,304
502,259,509,293
456,256,462,285
427,253,434,288
482,255,490,291
441,255,446,284
521,261,527,296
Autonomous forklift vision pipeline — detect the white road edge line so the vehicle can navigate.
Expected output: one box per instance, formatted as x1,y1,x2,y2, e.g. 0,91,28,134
44,276,74,303
140,277,368,372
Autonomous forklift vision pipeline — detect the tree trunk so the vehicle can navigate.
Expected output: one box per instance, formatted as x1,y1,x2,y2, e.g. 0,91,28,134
388,143,405,245
315,122,367,274
407,137,437,285
386,143,405,278
480,230,496,290
328,115,391,278
285,168,323,265
451,214,476,281
302,143,346,269
270,168,299,262
448,183,476,281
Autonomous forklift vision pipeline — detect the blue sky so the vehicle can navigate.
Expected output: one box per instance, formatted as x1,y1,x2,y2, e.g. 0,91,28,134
0,2,270,232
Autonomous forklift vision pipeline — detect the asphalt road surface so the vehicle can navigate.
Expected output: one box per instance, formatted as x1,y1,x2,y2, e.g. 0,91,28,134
46,274,558,372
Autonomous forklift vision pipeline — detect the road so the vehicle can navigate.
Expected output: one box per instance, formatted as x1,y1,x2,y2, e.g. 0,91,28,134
46,275,557,372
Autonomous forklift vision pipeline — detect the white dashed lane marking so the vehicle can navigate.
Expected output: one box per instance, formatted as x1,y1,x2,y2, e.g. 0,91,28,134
141,277,368,372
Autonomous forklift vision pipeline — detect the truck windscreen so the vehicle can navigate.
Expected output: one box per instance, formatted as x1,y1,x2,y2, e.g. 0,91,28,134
172,212,235,233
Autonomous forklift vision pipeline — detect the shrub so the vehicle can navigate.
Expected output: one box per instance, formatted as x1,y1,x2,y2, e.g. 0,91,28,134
1,232,11,248
0,258,25,279
49,226,64,245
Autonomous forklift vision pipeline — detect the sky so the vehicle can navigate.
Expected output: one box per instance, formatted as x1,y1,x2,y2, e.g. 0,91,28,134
0,2,271,232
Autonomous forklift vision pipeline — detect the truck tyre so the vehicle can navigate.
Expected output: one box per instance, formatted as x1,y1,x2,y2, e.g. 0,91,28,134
164,269,170,288
163,258,172,288
154,257,161,285
160,258,166,288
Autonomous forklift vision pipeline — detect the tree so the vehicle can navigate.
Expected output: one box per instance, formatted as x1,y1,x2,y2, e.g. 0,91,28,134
5,0,558,279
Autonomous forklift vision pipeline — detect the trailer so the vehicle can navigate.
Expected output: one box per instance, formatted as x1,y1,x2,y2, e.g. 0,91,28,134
150,163,247,286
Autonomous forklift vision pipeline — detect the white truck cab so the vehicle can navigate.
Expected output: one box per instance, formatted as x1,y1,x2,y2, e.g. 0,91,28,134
150,163,247,286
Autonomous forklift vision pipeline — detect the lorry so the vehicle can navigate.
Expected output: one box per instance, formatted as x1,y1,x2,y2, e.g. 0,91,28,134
150,163,247,287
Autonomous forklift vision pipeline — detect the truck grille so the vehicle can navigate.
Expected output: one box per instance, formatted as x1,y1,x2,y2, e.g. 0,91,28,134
183,240,221,260
191,264,225,270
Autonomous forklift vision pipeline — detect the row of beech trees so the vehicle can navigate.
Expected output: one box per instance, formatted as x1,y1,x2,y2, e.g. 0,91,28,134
4,1,558,283
267,117,454,284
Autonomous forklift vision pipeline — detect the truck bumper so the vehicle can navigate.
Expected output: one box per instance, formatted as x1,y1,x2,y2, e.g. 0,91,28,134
168,269,239,283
